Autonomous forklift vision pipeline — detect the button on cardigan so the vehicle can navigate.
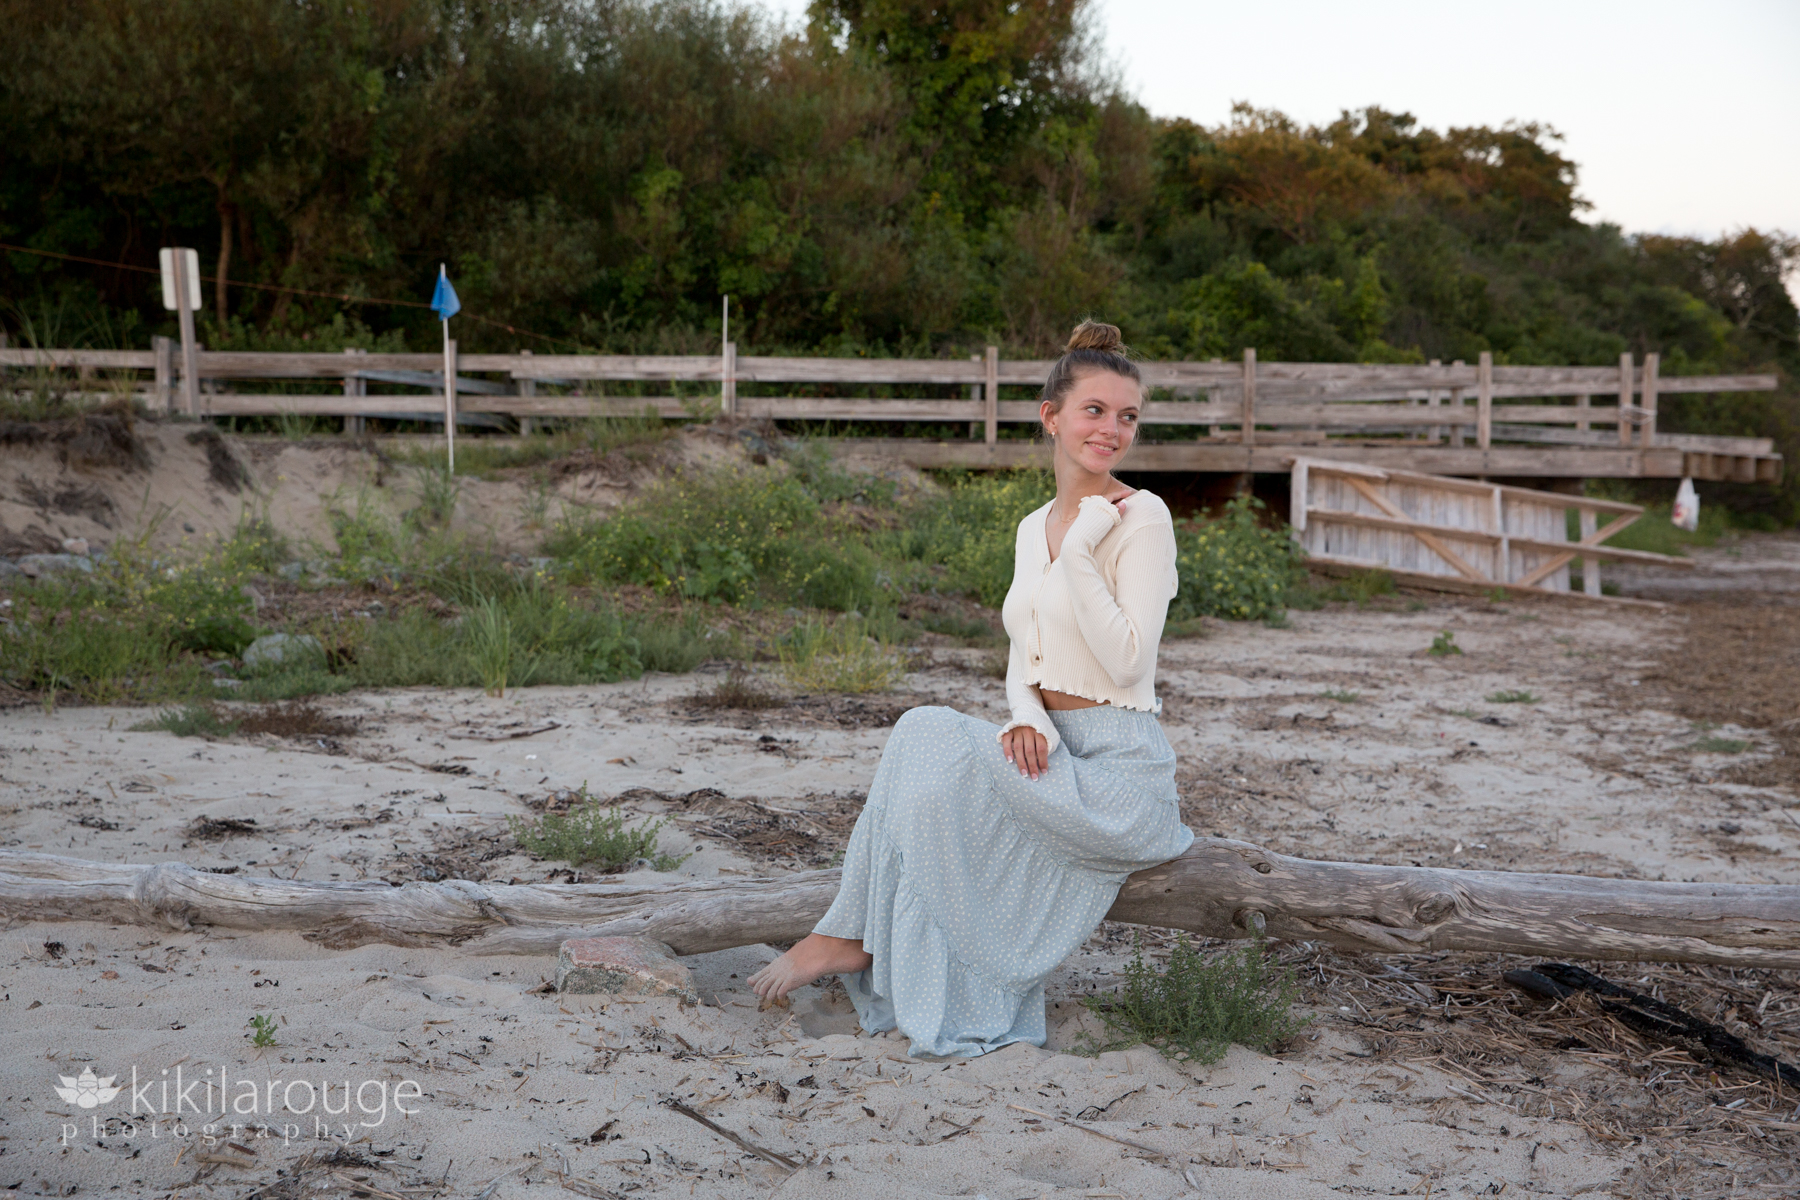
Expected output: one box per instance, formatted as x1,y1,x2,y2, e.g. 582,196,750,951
998,490,1180,755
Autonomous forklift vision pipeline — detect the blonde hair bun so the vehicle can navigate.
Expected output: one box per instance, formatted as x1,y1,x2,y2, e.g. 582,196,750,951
1065,320,1124,354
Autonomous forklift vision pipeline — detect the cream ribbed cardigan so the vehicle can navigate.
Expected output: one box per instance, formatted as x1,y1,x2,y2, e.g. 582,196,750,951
998,491,1180,754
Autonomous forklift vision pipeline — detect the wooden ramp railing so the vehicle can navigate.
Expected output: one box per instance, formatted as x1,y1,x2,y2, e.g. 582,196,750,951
1290,457,1693,602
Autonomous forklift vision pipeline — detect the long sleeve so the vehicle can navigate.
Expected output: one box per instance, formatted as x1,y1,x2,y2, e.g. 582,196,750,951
999,633,1061,755
1058,494,1178,691
996,506,1062,755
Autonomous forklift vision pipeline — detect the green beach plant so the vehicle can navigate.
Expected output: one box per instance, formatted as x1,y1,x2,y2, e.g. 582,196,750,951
1082,935,1308,1065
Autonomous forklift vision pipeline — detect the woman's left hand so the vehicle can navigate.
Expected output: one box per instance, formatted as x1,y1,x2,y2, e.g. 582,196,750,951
1001,726,1050,781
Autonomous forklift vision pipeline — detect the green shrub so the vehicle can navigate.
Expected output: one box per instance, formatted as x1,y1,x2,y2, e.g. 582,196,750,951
172,612,259,657
1082,935,1308,1065
546,460,901,612
902,471,1055,606
778,618,906,693
508,788,686,871
131,703,240,738
409,465,462,529
625,610,734,674
690,667,781,709
1581,500,1732,556
1486,689,1538,703
1429,630,1462,656
0,583,208,705
392,411,672,480
1171,496,1303,623
779,437,898,507
915,611,1003,643
1291,568,1396,609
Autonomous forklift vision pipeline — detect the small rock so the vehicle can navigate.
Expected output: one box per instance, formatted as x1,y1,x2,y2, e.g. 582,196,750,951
0,560,22,581
60,537,90,556
17,554,94,578
555,936,697,1004
242,633,325,671
277,561,308,581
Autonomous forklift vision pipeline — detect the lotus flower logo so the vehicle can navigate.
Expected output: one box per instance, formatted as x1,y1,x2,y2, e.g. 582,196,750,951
54,1068,122,1109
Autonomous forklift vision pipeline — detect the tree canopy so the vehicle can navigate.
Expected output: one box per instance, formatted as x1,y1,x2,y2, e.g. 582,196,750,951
2,0,1795,509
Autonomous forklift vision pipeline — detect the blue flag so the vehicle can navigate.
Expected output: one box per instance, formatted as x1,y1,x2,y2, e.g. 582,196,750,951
430,264,461,322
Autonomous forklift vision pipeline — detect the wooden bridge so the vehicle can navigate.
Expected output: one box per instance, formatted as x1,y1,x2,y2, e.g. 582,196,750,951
1,342,1781,484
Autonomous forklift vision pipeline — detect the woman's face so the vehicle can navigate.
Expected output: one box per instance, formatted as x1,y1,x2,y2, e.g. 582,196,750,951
1043,369,1141,474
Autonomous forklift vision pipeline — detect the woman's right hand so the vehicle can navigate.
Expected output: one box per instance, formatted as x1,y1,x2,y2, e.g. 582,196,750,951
1001,726,1050,781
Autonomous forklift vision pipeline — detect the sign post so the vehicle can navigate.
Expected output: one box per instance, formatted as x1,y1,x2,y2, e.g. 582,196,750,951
159,248,201,415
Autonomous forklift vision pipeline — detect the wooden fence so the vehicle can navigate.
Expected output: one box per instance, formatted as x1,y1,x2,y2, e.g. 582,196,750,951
0,342,1781,482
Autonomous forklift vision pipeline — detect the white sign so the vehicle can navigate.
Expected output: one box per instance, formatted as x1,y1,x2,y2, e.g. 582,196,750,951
158,248,201,312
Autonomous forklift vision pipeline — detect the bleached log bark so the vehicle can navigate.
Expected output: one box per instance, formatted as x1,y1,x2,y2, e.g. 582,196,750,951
3,841,1797,967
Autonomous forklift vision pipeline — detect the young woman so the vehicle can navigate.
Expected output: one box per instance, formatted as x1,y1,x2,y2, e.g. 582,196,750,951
748,320,1193,1057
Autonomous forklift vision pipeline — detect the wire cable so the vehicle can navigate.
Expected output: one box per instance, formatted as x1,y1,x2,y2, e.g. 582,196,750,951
0,241,585,350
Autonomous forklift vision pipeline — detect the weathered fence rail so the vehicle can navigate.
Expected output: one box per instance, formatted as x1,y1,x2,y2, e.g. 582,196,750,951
1,343,1780,482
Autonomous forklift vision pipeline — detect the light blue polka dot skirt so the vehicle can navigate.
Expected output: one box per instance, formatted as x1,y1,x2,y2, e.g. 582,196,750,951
813,704,1195,1058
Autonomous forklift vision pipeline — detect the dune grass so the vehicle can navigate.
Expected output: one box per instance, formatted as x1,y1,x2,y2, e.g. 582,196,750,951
1082,935,1308,1065
3,447,1333,708
507,785,687,872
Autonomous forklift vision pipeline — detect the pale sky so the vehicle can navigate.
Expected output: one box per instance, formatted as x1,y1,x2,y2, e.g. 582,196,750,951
762,0,1800,255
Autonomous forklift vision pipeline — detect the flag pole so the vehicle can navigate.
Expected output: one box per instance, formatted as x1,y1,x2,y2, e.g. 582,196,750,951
431,262,461,475
440,265,455,476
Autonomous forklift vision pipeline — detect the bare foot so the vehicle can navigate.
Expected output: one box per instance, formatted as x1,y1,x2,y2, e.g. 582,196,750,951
747,933,873,1002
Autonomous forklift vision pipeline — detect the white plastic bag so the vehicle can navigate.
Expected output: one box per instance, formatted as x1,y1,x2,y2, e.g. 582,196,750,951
1671,477,1700,532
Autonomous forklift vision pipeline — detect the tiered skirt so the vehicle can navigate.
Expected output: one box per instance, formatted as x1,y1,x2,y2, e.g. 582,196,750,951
814,704,1193,1058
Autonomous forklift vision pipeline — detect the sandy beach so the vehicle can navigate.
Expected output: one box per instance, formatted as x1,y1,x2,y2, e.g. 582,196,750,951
6,565,1798,1198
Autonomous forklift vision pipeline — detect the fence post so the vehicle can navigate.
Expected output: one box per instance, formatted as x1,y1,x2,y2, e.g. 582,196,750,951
1207,357,1222,437
517,347,536,435
983,345,998,446
967,353,981,439
1426,358,1441,443
194,342,209,417
1449,360,1465,447
724,341,737,417
1575,392,1590,432
1477,351,1493,450
173,249,200,416
1579,507,1600,596
1639,352,1658,448
343,347,364,436
1240,348,1256,446
154,336,173,413
1617,352,1634,447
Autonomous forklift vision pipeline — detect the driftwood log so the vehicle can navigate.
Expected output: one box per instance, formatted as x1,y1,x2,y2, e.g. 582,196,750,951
4,841,1798,968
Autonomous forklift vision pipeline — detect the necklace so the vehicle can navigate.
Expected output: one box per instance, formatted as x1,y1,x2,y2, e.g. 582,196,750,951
1053,488,1118,525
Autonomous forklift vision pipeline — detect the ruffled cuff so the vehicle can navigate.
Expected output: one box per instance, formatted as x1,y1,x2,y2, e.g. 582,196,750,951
997,714,1062,757
1066,493,1123,554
